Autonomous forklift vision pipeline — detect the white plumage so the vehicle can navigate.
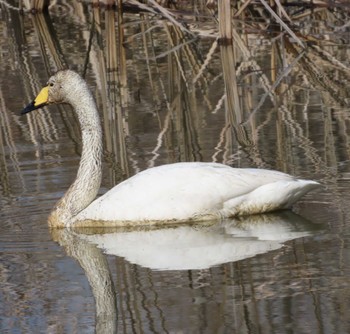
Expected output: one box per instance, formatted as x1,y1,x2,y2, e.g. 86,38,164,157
22,70,320,228
75,162,319,224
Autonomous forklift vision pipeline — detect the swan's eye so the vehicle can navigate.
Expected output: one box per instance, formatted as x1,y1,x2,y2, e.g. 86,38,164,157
49,82,54,87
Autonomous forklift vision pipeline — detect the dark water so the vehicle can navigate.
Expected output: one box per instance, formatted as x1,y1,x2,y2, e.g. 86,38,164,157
1,1,350,333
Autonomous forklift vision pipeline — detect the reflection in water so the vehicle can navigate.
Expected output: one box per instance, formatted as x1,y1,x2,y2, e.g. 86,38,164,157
52,212,321,332
71,211,320,270
52,229,117,334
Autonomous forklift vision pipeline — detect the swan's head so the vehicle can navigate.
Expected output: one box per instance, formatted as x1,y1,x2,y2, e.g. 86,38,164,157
21,70,87,114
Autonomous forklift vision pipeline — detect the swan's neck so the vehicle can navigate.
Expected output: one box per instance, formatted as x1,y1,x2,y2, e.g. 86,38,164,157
49,90,103,227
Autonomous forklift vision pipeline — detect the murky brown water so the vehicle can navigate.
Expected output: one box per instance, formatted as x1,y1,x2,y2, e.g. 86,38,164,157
1,1,350,333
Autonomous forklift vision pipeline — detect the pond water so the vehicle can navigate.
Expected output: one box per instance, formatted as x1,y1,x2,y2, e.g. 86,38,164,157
1,1,350,333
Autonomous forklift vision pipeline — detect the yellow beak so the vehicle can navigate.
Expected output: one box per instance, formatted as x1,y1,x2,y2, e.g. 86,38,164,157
21,86,49,115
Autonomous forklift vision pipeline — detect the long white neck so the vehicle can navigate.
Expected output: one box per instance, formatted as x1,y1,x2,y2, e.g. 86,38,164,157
49,83,103,227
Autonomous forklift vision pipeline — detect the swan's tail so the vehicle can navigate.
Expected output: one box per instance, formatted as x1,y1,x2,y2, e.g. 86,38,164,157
222,179,321,217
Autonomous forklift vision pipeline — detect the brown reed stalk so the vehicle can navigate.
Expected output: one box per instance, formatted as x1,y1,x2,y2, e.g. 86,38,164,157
104,7,130,178
32,14,67,71
218,0,232,44
27,0,50,12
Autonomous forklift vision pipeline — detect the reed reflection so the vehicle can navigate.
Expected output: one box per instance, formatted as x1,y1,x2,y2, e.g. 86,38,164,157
9,3,349,185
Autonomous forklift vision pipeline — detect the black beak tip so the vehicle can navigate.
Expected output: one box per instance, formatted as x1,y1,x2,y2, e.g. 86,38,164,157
21,101,37,115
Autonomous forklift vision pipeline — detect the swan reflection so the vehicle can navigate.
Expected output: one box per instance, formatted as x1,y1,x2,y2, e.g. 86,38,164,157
52,211,321,333
60,211,321,271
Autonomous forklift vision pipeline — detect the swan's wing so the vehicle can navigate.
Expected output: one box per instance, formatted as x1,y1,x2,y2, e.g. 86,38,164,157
76,162,314,222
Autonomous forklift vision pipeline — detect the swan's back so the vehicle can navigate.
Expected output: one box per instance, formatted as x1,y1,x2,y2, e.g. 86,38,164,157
74,162,320,224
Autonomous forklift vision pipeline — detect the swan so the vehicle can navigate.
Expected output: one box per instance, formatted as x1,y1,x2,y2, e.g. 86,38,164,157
21,70,320,228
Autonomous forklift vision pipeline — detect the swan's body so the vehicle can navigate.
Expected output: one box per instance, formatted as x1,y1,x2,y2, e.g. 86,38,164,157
74,163,318,224
22,70,320,228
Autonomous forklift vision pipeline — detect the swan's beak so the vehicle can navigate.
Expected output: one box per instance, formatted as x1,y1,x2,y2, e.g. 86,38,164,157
21,86,49,115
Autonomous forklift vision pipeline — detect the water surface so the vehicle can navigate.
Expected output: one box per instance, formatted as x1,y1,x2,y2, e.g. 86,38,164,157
1,1,350,333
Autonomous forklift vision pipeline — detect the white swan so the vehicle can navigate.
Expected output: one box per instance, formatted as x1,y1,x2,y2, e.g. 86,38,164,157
22,70,320,228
